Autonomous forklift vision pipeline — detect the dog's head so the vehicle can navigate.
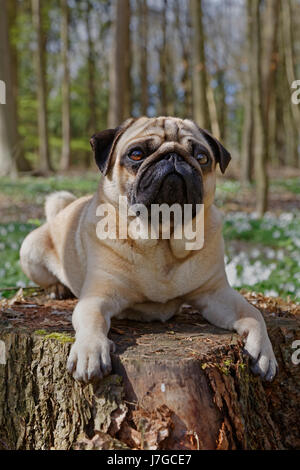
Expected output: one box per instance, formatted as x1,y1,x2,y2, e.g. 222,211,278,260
90,117,231,211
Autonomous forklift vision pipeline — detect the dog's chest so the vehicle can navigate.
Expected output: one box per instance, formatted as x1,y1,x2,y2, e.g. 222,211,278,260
133,244,211,302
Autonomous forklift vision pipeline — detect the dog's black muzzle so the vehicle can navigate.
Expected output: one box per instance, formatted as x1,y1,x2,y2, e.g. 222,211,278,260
131,152,203,214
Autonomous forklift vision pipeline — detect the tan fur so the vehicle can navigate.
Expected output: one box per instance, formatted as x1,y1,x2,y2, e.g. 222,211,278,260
20,117,277,383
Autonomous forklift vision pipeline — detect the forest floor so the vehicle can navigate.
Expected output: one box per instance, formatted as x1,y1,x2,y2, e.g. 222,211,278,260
0,171,299,302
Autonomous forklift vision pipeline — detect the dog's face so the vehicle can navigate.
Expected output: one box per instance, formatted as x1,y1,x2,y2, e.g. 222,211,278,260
90,117,231,211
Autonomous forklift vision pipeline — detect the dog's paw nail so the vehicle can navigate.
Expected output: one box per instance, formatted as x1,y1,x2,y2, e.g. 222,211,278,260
265,361,278,382
73,372,86,384
67,358,76,375
242,347,257,363
242,347,250,357
88,370,103,383
101,363,112,376
250,362,262,377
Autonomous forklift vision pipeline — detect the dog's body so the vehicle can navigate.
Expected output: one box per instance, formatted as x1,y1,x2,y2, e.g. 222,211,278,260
20,117,277,383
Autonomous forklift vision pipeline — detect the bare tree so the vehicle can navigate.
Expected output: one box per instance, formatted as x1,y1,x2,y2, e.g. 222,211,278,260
108,0,131,128
281,0,300,167
138,0,149,116
174,0,193,118
60,0,71,171
0,0,17,177
7,0,31,171
207,84,221,140
253,0,268,216
189,0,211,130
86,0,97,136
159,0,168,116
241,0,255,183
31,0,51,172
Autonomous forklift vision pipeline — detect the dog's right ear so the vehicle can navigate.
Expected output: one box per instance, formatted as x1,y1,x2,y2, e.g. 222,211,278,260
90,128,120,175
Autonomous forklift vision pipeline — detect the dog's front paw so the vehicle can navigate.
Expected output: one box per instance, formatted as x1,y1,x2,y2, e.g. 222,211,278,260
242,324,278,382
67,333,115,384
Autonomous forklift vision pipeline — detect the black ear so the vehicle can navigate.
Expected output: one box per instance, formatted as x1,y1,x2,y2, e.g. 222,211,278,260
90,127,120,175
200,128,231,174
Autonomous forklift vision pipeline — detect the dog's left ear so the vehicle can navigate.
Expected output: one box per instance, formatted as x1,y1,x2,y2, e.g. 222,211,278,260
200,129,231,174
90,127,120,175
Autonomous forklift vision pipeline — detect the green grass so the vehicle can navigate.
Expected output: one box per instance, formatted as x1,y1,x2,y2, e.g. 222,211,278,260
0,173,99,203
272,177,300,195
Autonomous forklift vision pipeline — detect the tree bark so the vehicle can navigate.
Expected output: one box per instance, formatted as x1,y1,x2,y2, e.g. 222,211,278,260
241,0,255,183
207,84,221,141
108,0,131,128
31,0,52,173
138,0,149,116
253,0,268,216
159,0,168,116
86,0,97,136
262,0,280,128
7,0,31,172
60,0,71,171
0,0,17,177
281,0,300,128
280,0,300,167
174,0,193,119
189,0,211,130
0,294,299,450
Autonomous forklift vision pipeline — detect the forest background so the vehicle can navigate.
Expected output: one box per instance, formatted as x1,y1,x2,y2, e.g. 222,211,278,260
0,0,299,302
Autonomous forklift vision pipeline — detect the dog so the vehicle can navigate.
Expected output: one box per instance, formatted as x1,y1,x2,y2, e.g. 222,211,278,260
20,116,277,383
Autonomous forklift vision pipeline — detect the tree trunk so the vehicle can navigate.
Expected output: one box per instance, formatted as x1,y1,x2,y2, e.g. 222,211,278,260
280,0,300,167
189,0,211,130
159,0,169,116
215,70,227,143
262,0,280,127
0,293,299,450
207,84,221,141
174,0,193,119
86,0,97,136
253,0,268,216
241,0,255,183
138,0,149,116
7,0,31,172
273,33,287,167
281,0,300,127
0,0,17,177
60,0,71,171
31,0,52,173
108,0,131,128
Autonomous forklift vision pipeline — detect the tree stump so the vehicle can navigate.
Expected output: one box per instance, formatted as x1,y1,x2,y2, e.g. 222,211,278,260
0,291,299,450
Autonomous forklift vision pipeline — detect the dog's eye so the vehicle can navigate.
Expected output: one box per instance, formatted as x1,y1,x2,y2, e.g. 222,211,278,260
196,153,209,165
128,149,144,161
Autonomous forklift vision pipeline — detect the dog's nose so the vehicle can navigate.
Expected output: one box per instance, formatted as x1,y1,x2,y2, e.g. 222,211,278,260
165,153,184,163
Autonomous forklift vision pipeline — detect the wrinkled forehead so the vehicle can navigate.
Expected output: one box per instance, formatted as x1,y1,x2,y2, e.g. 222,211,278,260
116,117,206,151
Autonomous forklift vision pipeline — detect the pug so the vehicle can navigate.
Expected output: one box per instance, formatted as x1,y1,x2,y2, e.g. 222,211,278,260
20,117,277,383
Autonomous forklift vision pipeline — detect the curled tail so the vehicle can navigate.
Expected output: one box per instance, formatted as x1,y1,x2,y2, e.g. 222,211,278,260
45,191,76,222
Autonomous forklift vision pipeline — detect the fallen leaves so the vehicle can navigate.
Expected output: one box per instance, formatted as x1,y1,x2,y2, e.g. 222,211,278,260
73,431,129,450
0,288,26,308
242,290,300,316
118,405,173,450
